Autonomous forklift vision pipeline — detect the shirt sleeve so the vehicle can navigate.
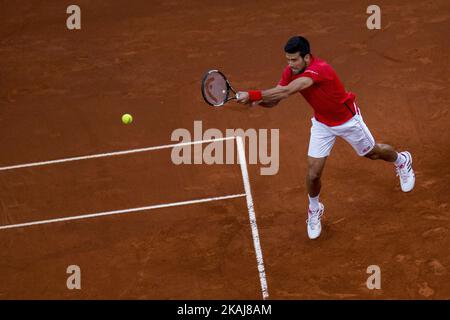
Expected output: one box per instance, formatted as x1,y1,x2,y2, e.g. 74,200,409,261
278,67,292,86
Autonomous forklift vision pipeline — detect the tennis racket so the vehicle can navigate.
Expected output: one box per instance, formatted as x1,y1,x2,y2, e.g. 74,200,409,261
201,70,240,107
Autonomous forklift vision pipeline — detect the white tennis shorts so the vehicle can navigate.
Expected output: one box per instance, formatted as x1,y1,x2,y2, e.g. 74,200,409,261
308,105,376,158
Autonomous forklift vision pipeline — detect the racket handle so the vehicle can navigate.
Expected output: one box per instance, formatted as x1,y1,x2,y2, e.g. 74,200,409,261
235,92,240,100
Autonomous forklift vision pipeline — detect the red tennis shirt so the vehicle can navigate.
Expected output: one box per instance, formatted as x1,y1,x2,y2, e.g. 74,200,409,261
278,56,357,127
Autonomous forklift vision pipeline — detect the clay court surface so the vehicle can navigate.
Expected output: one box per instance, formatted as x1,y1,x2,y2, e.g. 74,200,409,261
0,0,449,299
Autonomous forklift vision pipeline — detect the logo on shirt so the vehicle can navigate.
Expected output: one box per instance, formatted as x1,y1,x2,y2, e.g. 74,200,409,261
304,70,319,75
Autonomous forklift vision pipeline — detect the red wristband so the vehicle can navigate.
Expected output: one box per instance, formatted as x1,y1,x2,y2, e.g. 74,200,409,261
248,90,262,102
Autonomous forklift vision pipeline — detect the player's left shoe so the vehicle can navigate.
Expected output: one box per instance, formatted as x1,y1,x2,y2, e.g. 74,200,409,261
307,203,324,240
396,151,415,192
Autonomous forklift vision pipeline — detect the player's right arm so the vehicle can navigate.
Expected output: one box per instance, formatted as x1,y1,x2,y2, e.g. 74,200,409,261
237,77,313,106
257,85,283,108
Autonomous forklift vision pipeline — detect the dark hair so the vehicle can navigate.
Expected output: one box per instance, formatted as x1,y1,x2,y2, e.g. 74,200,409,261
284,36,310,57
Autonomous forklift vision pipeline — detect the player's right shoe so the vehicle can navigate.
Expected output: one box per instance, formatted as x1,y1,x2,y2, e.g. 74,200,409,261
307,203,324,240
396,151,415,192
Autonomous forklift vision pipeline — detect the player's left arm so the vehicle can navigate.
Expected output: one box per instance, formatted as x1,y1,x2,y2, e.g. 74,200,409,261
237,77,313,105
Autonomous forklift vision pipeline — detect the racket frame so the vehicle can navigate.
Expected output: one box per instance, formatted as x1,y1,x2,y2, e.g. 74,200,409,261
201,69,238,107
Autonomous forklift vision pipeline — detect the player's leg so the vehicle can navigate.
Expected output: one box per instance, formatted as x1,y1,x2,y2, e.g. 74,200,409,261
364,143,397,161
339,109,415,192
364,145,415,192
307,156,327,198
306,118,335,239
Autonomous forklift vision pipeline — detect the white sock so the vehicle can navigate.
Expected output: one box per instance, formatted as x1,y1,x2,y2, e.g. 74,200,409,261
308,194,320,212
394,152,406,166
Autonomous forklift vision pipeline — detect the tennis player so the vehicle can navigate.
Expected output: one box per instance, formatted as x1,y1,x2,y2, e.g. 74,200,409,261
236,36,415,239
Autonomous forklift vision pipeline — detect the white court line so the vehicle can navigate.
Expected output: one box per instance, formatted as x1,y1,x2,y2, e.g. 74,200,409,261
1,135,269,299
0,193,246,230
0,136,236,172
236,136,269,300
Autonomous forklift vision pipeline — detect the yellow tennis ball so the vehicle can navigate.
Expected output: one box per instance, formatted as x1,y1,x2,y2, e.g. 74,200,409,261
122,114,133,124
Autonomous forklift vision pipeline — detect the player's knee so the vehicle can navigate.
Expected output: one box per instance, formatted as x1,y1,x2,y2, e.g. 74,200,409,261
307,170,322,182
364,148,379,160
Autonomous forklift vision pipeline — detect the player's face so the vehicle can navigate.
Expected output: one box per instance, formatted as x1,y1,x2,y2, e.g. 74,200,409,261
286,52,306,74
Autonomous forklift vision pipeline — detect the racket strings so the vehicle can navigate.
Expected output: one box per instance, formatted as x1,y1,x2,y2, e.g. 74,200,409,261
202,71,229,106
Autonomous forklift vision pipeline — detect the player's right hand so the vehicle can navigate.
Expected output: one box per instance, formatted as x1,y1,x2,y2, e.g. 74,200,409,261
236,91,250,104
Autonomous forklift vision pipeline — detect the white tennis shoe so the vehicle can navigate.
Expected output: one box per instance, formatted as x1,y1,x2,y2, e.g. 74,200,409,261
396,151,415,192
307,203,324,240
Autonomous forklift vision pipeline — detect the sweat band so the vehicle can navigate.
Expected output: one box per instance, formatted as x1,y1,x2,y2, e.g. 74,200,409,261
248,90,262,102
